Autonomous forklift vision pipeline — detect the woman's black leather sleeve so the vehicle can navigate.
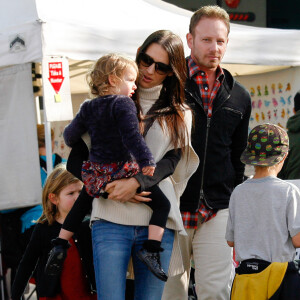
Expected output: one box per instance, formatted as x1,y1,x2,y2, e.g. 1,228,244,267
134,148,182,192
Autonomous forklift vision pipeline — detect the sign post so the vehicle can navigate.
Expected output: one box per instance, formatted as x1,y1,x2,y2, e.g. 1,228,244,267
48,61,65,103
41,56,73,174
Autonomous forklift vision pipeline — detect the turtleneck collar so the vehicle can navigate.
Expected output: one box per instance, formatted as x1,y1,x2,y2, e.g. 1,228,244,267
138,85,162,100
138,85,162,115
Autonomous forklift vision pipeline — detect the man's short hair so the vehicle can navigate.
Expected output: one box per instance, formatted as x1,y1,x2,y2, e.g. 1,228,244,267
189,5,230,36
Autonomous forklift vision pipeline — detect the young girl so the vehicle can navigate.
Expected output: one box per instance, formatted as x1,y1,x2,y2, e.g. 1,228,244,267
46,54,172,281
65,53,157,191
11,165,96,300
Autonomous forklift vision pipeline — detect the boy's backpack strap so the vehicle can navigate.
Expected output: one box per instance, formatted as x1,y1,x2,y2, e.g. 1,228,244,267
54,154,62,167
39,157,47,171
39,154,62,173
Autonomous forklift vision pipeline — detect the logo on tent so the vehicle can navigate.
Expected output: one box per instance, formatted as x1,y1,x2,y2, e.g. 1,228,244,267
9,35,26,53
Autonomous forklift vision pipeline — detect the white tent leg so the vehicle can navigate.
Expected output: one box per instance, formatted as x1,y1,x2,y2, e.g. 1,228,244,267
42,59,53,175
43,120,53,175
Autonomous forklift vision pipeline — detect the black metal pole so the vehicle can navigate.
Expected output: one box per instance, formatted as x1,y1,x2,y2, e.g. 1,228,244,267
0,229,6,300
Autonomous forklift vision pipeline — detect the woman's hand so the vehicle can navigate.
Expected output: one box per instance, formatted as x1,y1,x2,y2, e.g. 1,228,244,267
105,177,151,203
127,191,152,203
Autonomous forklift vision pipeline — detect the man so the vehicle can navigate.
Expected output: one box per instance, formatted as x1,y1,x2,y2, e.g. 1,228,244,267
278,91,300,180
37,124,65,186
163,6,251,300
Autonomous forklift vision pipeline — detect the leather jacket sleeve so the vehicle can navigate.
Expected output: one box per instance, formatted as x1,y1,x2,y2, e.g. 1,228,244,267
231,93,252,187
134,148,182,192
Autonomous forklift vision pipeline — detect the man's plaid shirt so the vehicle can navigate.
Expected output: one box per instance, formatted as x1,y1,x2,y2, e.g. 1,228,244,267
181,56,224,229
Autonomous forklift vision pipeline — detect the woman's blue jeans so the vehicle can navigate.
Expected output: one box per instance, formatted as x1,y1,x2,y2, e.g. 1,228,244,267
91,219,175,300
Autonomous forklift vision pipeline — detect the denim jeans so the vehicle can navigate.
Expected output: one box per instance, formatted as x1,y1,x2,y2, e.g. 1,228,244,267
92,219,175,300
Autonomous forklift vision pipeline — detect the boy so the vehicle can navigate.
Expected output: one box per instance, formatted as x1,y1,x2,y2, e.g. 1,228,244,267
226,123,300,299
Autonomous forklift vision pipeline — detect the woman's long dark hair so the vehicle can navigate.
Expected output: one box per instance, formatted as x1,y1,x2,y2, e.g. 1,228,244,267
136,30,188,151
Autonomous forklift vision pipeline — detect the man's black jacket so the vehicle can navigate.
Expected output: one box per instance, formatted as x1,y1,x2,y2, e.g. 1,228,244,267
180,67,252,212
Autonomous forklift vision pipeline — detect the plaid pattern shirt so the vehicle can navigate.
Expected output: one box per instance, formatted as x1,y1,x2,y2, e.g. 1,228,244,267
188,56,224,116
182,56,224,229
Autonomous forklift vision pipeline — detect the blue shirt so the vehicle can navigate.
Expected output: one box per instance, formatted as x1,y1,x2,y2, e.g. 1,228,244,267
20,154,66,232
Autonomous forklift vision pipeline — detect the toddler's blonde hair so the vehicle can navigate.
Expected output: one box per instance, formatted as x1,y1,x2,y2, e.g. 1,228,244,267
87,53,138,97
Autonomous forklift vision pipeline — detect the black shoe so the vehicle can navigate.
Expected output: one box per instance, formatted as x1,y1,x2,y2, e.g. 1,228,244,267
137,248,168,282
44,238,71,276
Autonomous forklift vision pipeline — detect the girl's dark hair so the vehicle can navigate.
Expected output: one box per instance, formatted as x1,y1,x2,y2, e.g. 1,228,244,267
136,30,188,151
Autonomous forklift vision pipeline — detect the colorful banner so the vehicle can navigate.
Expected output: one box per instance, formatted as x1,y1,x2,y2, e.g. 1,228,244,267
236,67,300,132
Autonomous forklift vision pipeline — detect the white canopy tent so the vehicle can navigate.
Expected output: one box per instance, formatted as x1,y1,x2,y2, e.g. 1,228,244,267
2,0,300,70
1,0,300,209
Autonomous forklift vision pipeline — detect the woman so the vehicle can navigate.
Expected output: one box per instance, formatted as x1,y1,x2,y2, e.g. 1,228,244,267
47,30,198,300
90,30,198,300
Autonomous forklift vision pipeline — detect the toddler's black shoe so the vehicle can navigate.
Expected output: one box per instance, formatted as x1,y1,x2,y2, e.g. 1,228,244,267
137,248,168,282
44,238,71,276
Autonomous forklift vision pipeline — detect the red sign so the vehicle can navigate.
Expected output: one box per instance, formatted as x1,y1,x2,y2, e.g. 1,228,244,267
225,0,240,8
48,62,65,94
229,12,255,22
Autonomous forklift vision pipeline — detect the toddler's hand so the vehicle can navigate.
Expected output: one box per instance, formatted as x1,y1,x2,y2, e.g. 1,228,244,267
142,166,155,176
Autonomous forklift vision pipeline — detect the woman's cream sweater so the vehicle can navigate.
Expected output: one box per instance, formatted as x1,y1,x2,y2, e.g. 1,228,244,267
90,85,199,276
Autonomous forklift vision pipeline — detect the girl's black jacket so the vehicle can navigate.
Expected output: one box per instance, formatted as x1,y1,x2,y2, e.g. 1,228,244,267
11,220,96,299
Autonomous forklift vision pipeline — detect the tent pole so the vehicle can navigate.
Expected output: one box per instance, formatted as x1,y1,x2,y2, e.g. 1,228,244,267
35,96,41,125
41,60,53,175
43,120,53,175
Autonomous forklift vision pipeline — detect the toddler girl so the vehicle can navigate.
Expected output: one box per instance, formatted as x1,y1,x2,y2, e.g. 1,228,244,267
11,165,96,300
46,54,171,281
